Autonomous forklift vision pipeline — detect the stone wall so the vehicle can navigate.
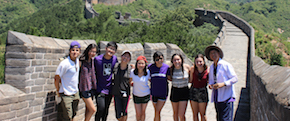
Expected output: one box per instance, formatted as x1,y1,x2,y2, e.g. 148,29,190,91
1,30,192,121
195,8,290,120
251,57,290,121
98,0,135,5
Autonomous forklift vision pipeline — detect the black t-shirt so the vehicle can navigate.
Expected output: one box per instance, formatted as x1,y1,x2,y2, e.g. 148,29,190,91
112,63,131,96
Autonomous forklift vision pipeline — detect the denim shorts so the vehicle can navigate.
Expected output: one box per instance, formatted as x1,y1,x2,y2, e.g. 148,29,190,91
80,89,96,98
151,95,167,103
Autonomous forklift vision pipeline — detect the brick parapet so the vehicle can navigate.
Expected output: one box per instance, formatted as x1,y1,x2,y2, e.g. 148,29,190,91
2,30,193,120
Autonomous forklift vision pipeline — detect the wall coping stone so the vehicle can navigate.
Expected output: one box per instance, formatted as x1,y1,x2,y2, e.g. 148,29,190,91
0,84,25,99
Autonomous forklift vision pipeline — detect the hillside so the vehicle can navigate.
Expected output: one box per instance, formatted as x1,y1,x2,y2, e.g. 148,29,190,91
0,0,290,84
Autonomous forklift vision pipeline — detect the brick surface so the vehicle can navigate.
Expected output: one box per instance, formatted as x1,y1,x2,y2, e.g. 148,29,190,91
32,60,47,66
6,52,35,59
0,104,10,113
39,72,50,78
11,101,28,110
31,86,43,93
43,66,57,72
6,59,31,67
16,108,30,117
29,98,43,107
35,79,46,85
0,111,16,120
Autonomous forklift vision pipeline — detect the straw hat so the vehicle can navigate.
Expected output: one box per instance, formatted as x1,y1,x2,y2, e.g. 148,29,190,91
204,45,223,61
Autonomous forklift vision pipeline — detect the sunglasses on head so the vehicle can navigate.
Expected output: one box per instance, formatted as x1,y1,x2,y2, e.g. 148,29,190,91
155,58,163,61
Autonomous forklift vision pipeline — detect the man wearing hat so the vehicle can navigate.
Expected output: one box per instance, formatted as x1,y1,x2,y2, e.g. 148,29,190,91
205,45,238,121
112,50,132,121
54,41,81,121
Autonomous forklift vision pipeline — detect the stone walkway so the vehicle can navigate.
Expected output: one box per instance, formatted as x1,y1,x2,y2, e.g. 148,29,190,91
89,21,250,121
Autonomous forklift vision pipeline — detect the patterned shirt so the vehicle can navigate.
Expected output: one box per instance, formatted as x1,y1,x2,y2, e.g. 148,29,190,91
79,59,97,92
172,68,189,88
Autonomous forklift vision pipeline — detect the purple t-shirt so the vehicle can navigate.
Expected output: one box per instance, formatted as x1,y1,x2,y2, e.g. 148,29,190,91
148,63,170,97
94,54,118,94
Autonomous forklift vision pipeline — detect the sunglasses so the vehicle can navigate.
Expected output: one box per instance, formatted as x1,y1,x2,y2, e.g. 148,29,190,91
155,58,163,61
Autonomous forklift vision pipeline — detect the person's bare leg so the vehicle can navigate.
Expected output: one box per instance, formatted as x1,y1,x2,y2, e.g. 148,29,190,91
199,102,208,121
171,102,179,121
134,103,142,121
178,101,188,121
153,100,166,121
83,97,96,121
141,103,148,121
190,100,199,121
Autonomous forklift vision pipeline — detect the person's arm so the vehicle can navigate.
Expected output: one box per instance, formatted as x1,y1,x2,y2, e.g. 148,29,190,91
189,66,194,83
54,75,61,97
129,78,133,86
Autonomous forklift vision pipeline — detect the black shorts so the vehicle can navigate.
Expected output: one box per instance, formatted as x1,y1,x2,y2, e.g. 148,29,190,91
151,95,167,103
189,87,209,103
80,89,96,99
114,95,130,119
133,95,150,104
170,87,189,102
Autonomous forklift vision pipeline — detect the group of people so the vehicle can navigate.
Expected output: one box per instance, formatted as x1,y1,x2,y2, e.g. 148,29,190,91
54,41,238,121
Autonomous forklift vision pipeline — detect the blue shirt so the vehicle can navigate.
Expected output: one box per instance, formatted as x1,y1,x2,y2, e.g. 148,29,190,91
148,63,170,97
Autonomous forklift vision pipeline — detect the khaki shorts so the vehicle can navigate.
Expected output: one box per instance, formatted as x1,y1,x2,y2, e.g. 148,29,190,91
59,92,80,121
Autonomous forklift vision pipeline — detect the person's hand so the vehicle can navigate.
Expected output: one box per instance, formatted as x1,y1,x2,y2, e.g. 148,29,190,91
56,90,60,97
213,82,225,89
130,64,135,69
130,82,134,86
209,85,213,89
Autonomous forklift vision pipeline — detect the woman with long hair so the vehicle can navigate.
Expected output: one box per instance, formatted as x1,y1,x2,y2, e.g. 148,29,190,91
79,44,97,121
167,53,191,121
130,55,151,121
189,54,209,121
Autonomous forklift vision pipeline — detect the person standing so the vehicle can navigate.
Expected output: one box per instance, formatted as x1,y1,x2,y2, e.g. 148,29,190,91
148,51,170,121
79,44,98,121
94,41,118,121
205,45,238,121
112,50,132,121
189,54,209,121
54,41,81,121
130,55,151,121
167,53,191,121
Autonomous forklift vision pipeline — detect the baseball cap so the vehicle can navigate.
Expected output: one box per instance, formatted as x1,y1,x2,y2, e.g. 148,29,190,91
121,50,132,57
137,55,147,63
70,41,81,49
